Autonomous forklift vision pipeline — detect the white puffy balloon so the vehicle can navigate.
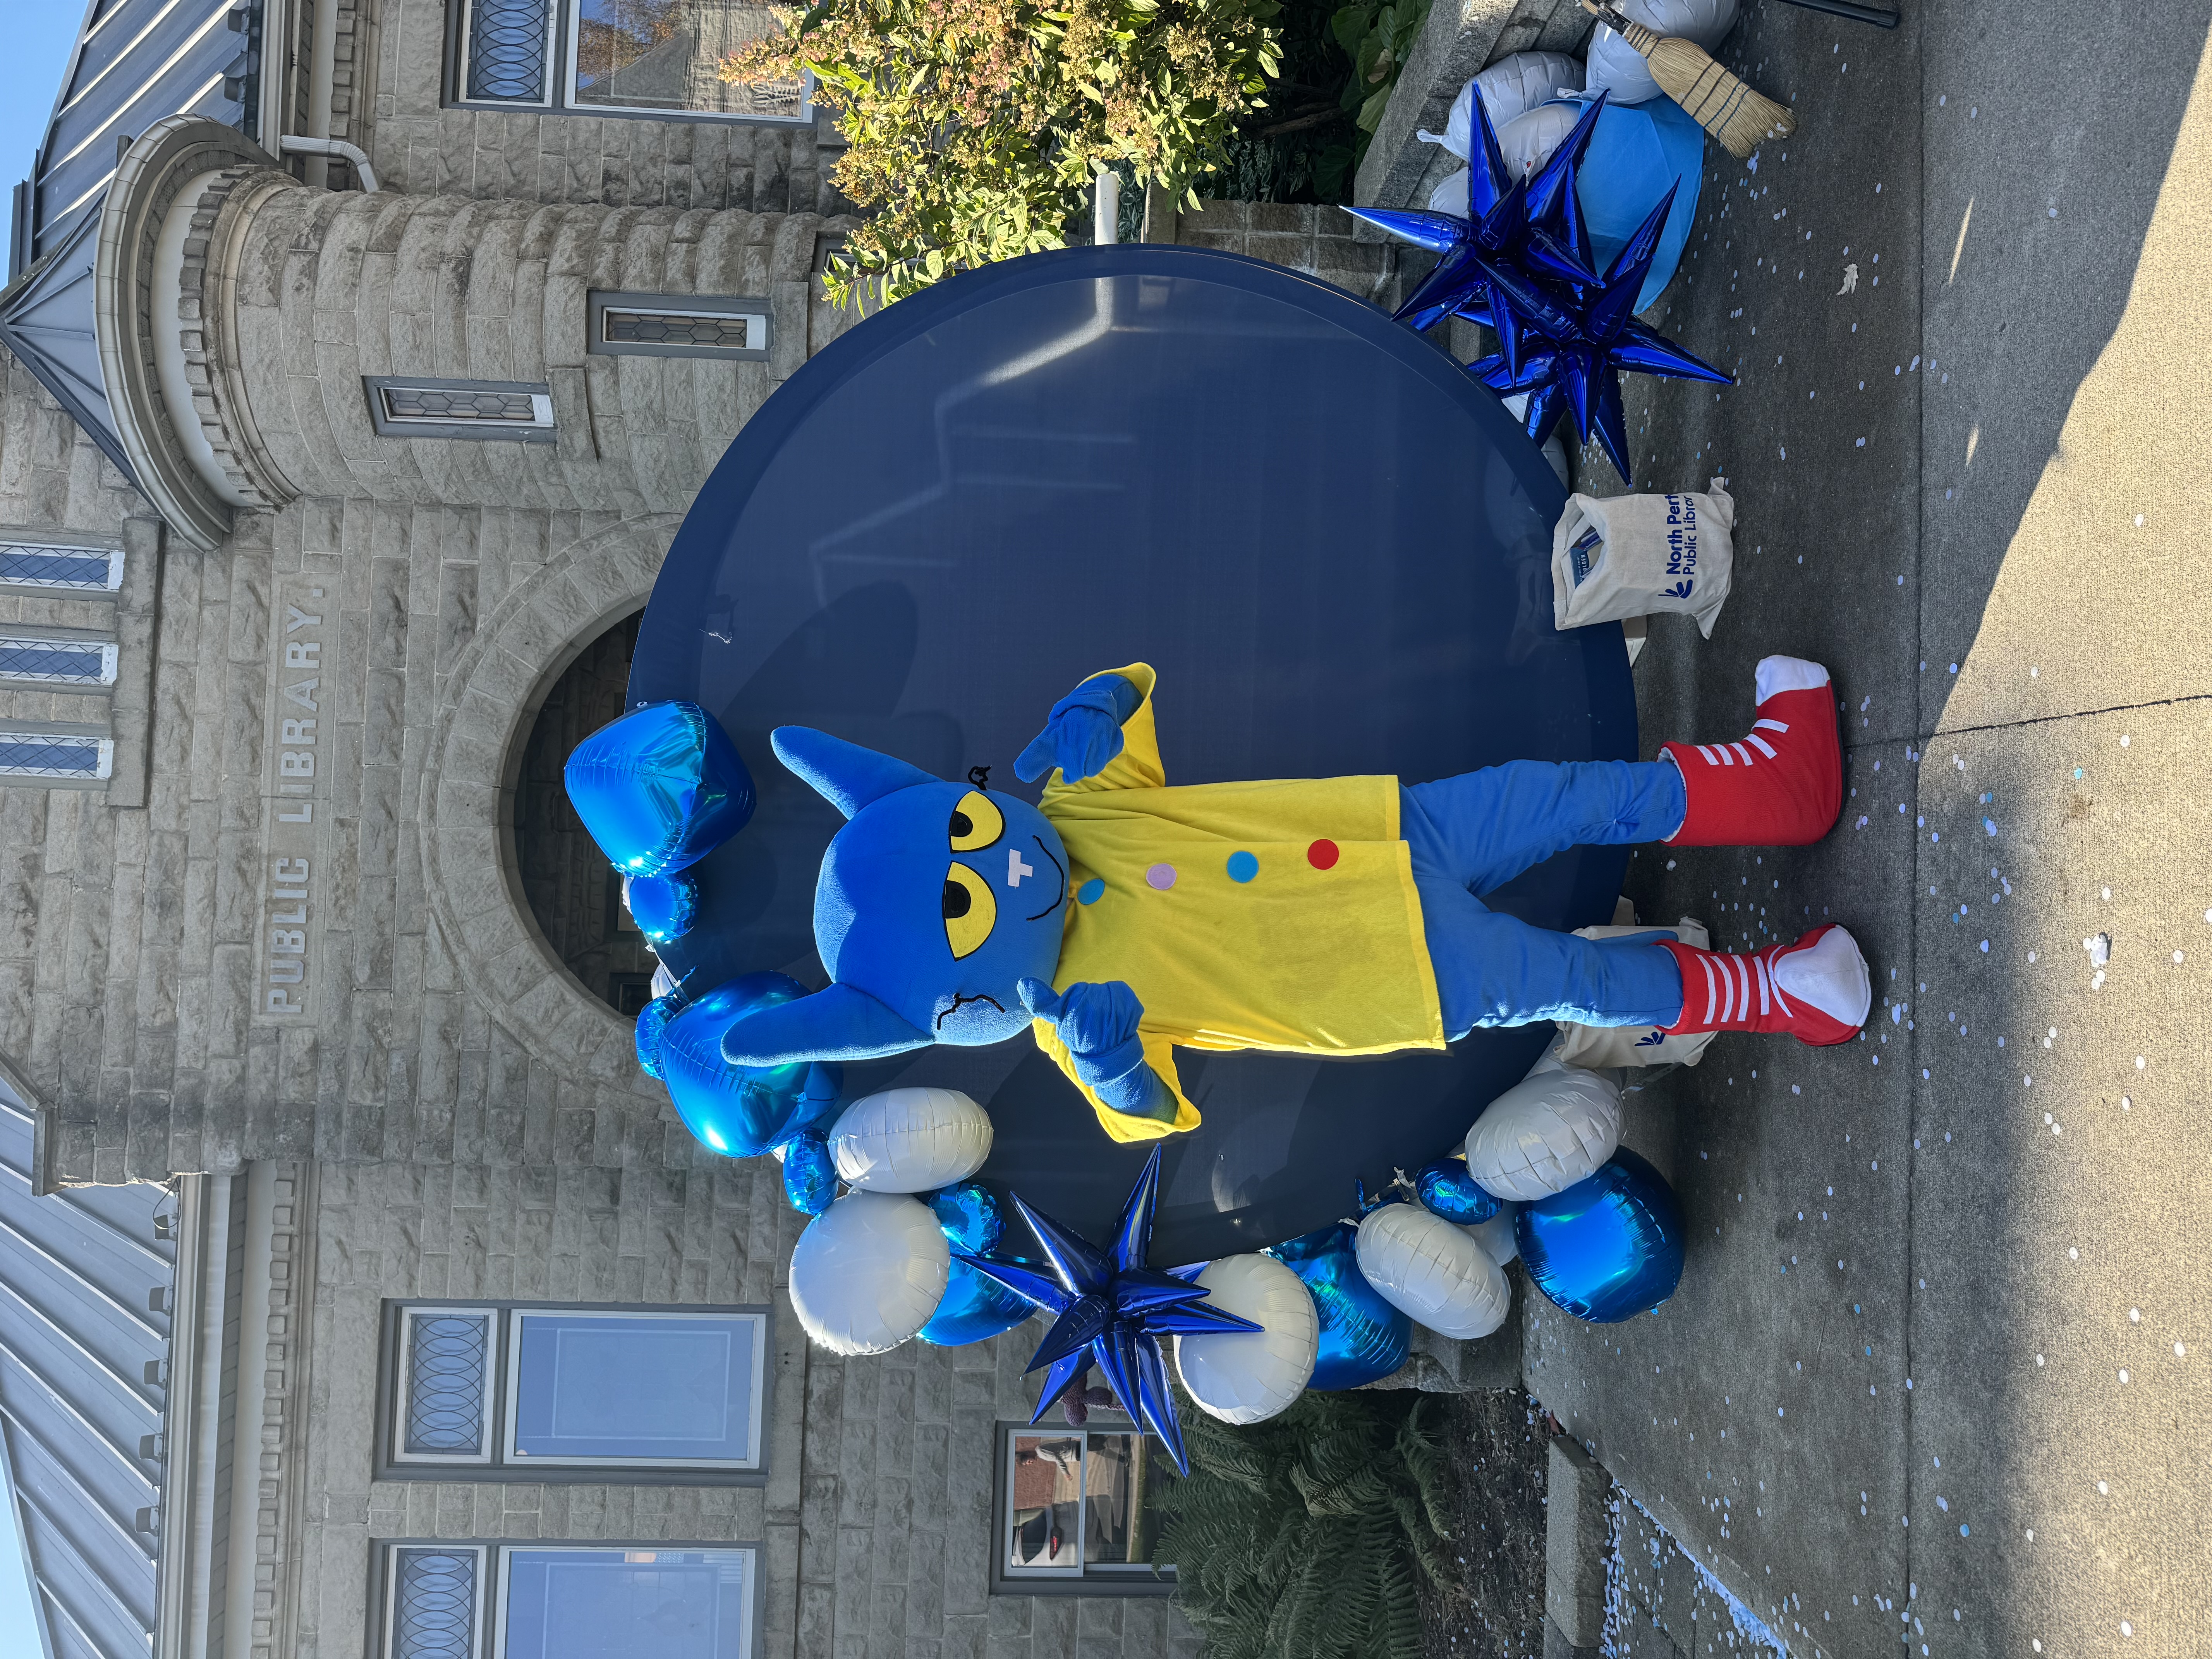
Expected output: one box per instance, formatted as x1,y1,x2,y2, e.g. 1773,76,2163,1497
1496,103,1583,181
788,1191,950,1355
1354,1204,1511,1341
830,1087,993,1193
1173,1255,1319,1425
1464,1205,1520,1267
1463,1062,1623,1202
1586,0,1741,106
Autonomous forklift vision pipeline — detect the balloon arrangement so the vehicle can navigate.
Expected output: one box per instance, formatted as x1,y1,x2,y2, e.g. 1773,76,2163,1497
562,697,1695,1433
1352,17,1771,483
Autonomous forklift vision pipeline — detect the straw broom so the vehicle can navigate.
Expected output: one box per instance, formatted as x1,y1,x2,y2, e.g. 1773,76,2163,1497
1579,1,1797,159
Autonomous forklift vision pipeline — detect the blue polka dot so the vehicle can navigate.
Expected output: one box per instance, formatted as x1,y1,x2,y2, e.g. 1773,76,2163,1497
1077,878,1105,905
1225,850,1259,884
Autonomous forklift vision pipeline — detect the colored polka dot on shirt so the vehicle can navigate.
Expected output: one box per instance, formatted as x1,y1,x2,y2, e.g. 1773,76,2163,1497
1144,863,1178,890
1225,850,1259,883
1076,878,1105,905
1307,839,1340,871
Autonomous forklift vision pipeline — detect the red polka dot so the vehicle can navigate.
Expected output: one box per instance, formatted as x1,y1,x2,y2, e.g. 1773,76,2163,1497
1306,838,1340,871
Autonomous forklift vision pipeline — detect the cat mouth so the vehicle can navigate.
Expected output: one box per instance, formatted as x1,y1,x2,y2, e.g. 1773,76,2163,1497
1023,836,1066,922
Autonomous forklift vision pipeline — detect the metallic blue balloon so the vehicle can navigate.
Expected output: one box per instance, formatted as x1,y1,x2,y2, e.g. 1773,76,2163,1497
1515,1147,1685,1324
634,991,682,1080
659,972,842,1156
1267,1221,1410,1390
781,1131,838,1215
927,1181,1003,1254
1415,1158,1501,1225
563,700,755,878
624,872,699,943
917,1256,1036,1346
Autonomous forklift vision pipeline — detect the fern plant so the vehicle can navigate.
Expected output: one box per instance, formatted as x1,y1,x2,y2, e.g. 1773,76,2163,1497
1151,1391,1454,1659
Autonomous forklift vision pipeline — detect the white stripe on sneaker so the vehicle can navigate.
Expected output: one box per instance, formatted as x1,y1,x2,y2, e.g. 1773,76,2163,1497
1755,956,1771,1016
1697,744,1720,765
1700,957,1718,1023
1718,958,1737,1023
1730,742,1754,766
1753,718,1790,733
1748,734,1778,759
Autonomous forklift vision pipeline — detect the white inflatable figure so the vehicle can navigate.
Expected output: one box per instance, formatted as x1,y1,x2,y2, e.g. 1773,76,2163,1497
1464,1204,1521,1268
829,1086,993,1192
788,1190,950,1354
1172,1254,1320,1424
1585,0,1740,106
1426,103,1584,213
1419,50,1587,157
1354,1202,1512,1340
1462,1047,1625,1201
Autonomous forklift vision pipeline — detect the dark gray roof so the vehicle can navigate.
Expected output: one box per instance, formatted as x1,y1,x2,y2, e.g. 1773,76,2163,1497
0,1088,176,1659
0,205,135,484
18,0,262,270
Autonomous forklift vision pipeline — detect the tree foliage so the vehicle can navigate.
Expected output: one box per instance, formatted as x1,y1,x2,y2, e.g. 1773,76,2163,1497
1151,1391,1454,1659
723,0,1282,305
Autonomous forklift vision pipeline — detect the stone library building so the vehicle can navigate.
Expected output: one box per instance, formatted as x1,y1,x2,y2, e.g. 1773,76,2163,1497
0,0,1220,1653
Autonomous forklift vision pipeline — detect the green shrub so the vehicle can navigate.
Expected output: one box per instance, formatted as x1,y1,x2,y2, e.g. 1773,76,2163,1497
1152,1391,1453,1659
725,0,1283,306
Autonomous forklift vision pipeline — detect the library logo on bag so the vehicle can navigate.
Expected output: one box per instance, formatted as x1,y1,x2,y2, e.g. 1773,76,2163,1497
1664,580,1695,599
1664,496,1700,584
1634,1029,1667,1047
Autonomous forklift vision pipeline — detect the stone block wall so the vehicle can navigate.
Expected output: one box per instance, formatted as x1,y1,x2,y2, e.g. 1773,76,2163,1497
303,1158,1201,1659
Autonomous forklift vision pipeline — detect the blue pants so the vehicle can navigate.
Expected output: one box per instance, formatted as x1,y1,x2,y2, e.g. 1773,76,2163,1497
1404,761,1688,1036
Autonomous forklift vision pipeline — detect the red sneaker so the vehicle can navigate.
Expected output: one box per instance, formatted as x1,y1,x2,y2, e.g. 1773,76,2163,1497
1662,656,1842,846
1657,924,1872,1046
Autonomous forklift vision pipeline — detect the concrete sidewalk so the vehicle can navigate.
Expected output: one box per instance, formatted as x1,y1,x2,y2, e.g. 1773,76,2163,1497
1523,3,2212,1655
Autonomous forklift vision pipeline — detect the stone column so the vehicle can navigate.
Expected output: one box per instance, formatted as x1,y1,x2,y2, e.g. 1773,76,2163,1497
103,116,850,542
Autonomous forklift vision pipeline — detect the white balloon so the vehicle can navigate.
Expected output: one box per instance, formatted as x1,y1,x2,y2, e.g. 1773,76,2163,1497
1354,1204,1511,1341
1586,0,1741,107
1463,1063,1623,1202
830,1086,994,1193
788,1191,950,1355
1464,1205,1521,1267
1173,1255,1319,1425
1496,103,1583,181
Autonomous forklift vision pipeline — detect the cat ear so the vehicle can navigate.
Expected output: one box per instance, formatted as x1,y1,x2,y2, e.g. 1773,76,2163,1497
718,982,933,1067
771,727,939,820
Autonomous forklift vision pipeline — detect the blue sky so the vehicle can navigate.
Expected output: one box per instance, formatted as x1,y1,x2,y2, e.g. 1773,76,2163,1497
1,0,86,273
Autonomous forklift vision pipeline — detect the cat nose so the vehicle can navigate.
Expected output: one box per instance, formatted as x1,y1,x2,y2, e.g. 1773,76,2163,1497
1006,848,1036,887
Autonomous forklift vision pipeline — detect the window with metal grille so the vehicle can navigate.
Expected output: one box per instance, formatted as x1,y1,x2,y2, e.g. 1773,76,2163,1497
460,0,555,103
0,541,124,592
393,1309,497,1465
587,291,771,361
448,0,808,122
0,728,113,781
384,1545,486,1659
381,1301,770,1479
377,1542,758,1659
0,631,117,686
364,378,557,443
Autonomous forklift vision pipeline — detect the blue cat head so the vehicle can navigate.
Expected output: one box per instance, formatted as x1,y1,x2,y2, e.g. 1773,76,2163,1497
717,728,1070,1068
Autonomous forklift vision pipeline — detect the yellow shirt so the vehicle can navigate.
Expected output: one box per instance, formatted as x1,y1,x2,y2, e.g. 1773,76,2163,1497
1033,663,1444,1142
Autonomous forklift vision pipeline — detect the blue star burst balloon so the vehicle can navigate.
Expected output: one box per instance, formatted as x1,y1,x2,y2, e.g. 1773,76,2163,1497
1346,90,1731,484
958,1147,1261,1475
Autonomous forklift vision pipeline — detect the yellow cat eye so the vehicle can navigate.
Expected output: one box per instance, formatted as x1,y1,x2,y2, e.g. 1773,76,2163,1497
941,861,998,959
948,790,1004,852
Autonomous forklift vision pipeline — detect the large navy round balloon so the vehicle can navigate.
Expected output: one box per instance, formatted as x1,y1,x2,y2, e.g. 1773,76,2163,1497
631,244,1635,1261
1515,1146,1685,1323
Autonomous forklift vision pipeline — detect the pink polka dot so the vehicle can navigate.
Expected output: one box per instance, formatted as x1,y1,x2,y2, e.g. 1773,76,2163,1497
1144,863,1177,890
